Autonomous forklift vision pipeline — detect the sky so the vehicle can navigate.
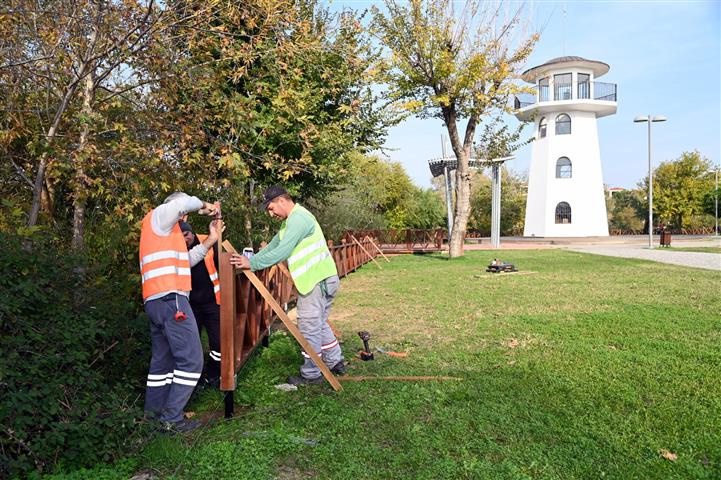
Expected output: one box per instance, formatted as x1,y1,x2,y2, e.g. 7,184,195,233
330,0,721,189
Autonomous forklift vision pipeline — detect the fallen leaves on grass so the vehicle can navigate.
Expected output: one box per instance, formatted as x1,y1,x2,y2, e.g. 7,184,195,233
660,449,678,461
184,411,196,419
507,338,519,349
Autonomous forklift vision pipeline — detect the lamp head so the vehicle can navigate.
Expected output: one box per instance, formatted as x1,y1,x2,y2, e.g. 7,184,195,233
651,115,667,122
633,115,649,123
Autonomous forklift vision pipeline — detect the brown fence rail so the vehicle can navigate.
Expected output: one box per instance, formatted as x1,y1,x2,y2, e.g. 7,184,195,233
217,236,381,416
610,227,716,235
343,229,443,253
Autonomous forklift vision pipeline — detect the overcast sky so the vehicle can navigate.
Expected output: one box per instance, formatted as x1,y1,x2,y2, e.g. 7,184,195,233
331,0,721,189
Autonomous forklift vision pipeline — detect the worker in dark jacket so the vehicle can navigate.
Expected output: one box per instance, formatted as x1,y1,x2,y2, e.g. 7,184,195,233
180,221,223,388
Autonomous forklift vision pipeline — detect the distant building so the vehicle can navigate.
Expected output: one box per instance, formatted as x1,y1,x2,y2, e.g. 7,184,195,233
514,56,617,237
607,187,626,198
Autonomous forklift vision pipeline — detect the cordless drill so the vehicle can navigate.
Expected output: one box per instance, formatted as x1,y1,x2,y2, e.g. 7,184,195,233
358,331,374,361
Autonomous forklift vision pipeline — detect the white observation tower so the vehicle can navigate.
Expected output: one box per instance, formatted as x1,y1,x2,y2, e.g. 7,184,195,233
515,56,617,237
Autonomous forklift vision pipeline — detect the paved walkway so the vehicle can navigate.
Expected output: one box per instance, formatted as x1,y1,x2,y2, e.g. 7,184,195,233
565,240,721,271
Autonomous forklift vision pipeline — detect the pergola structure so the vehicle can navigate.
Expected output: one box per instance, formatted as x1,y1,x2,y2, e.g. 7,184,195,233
428,155,514,248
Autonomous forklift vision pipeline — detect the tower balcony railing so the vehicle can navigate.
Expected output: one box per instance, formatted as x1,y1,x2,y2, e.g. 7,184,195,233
514,81,617,109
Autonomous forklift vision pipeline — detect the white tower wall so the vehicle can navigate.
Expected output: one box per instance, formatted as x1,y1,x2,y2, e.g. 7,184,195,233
524,112,609,237
516,56,616,238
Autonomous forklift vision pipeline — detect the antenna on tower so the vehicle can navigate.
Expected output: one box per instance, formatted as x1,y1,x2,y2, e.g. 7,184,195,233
562,2,567,56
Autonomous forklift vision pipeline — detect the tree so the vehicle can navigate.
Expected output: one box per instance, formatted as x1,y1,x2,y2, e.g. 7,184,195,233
310,153,445,240
1,0,165,234
645,151,714,229
372,0,537,257
606,189,645,232
469,167,526,235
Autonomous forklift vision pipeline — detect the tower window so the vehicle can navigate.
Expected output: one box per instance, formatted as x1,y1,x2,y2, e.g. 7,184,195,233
554,73,572,100
555,202,572,224
578,73,590,99
539,77,550,102
556,114,571,135
556,157,572,178
539,117,547,138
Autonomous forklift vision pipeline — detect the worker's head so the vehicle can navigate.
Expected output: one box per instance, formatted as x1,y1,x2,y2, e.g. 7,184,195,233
163,192,186,204
179,221,195,248
261,185,294,220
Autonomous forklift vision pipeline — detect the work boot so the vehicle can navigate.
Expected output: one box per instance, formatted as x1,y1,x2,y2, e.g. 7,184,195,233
287,375,324,386
330,360,347,375
157,418,202,435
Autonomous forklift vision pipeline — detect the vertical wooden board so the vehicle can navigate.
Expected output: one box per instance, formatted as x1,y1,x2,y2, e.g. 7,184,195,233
235,276,249,369
219,252,236,391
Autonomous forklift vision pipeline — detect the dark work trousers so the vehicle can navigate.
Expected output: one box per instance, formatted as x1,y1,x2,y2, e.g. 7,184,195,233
144,294,203,423
191,301,221,382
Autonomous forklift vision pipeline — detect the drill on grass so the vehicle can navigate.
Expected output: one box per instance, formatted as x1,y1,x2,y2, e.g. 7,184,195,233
358,331,374,361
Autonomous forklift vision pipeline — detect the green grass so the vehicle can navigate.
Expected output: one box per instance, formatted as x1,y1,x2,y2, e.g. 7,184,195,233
663,246,721,254
52,250,721,479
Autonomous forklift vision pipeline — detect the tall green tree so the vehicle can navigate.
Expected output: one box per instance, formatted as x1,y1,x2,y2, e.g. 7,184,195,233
644,151,714,229
607,189,645,232
372,0,537,257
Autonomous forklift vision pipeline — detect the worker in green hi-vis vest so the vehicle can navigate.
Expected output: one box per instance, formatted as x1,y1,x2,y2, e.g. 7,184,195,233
230,186,346,385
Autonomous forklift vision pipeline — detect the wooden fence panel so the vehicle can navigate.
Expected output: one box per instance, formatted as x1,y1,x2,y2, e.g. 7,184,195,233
219,236,382,402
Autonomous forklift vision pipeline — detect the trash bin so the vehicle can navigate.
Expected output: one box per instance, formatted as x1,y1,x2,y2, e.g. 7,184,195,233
660,230,671,247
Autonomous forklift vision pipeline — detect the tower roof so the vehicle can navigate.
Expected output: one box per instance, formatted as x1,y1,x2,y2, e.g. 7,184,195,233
521,56,610,83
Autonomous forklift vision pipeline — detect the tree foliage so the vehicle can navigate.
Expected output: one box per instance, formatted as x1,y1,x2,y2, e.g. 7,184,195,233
641,151,715,229
311,153,445,241
372,0,537,257
468,167,526,235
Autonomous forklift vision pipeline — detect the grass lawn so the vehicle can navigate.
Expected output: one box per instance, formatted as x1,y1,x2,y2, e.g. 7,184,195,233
663,246,721,254
54,250,721,479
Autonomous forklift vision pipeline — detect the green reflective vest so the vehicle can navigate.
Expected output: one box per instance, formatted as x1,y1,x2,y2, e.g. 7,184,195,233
279,205,337,295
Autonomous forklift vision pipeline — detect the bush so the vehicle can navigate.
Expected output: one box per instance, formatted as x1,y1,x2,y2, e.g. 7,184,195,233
0,232,148,478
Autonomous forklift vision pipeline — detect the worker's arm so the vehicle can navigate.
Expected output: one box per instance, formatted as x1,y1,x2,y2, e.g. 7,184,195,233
248,214,314,271
151,193,216,236
188,219,224,267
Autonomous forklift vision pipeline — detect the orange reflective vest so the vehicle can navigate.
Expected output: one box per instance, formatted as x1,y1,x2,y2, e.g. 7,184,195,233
196,234,221,305
139,211,191,301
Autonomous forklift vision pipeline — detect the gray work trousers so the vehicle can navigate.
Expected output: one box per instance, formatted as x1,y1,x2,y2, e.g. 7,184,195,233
144,294,203,423
297,275,343,378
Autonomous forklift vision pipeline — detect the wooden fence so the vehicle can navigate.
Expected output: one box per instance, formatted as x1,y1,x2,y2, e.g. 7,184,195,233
343,229,444,253
217,236,381,416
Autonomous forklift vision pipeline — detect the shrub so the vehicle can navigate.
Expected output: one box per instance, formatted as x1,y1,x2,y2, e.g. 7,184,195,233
0,233,148,478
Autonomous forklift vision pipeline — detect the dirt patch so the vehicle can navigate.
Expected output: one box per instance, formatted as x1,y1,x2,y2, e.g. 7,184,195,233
275,456,316,479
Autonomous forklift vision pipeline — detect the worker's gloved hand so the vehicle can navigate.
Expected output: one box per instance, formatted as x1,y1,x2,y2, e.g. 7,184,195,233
230,253,250,270
208,219,226,241
198,202,218,216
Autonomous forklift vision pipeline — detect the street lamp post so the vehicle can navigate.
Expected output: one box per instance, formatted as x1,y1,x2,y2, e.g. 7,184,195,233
715,167,719,236
634,115,667,248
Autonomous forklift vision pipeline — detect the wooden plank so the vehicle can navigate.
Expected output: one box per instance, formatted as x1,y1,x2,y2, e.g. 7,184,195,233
349,234,382,269
286,306,341,341
243,270,343,392
338,376,461,382
364,235,390,263
219,252,236,391
223,240,342,391
473,271,538,279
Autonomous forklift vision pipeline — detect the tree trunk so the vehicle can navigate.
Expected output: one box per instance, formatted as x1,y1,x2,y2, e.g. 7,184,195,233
244,180,255,248
28,83,81,227
71,72,96,253
444,107,478,258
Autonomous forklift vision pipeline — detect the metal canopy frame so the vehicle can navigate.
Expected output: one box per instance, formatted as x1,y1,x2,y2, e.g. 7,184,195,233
428,155,514,249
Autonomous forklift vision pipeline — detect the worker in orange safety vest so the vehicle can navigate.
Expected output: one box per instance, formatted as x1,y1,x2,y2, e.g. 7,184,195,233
139,192,223,434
